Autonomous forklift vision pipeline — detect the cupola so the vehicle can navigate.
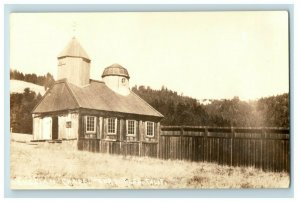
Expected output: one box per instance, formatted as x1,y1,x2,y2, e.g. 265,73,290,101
102,63,130,96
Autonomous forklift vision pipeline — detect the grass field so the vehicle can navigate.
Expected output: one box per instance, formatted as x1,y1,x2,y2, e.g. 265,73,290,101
10,133,290,189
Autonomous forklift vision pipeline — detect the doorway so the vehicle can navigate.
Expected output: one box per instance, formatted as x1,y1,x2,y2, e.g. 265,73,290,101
52,116,58,140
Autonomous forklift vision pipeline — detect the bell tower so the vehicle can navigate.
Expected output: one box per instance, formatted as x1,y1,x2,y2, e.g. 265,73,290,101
57,37,91,86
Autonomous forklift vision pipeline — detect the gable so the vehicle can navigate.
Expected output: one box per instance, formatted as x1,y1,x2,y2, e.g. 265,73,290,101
32,82,79,114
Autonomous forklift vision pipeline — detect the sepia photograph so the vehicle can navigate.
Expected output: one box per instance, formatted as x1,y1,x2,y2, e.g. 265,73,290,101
9,11,290,189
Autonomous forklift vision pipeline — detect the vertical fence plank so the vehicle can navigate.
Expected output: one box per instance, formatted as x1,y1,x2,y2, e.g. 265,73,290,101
77,126,289,173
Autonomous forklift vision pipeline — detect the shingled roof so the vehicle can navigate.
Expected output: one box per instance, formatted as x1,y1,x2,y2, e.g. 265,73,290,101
32,80,164,118
102,63,130,79
57,37,90,61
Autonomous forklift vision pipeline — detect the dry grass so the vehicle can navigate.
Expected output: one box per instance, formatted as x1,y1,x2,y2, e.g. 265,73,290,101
10,133,290,189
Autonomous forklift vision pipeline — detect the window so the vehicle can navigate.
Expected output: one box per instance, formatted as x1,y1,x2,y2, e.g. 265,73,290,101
58,59,66,66
107,118,117,134
146,121,154,137
66,121,72,128
121,78,127,86
86,116,96,133
127,120,136,136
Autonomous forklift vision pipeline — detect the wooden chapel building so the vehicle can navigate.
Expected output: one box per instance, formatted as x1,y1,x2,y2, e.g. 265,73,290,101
32,38,164,155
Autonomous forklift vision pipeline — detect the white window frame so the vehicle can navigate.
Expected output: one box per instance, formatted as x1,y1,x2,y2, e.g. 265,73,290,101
126,120,136,137
85,116,96,133
107,118,117,135
146,121,155,138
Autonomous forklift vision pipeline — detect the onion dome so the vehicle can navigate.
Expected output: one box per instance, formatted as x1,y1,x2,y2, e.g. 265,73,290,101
102,63,130,79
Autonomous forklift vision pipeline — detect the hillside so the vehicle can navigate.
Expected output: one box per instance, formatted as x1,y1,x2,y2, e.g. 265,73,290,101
10,69,55,91
132,85,289,128
10,79,46,95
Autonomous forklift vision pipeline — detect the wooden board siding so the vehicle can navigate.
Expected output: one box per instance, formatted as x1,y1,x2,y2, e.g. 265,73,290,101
117,119,121,141
32,116,52,140
33,111,79,140
77,138,99,152
77,117,161,157
58,115,66,139
135,120,139,141
122,142,140,156
141,142,158,157
33,117,42,140
98,117,103,139
58,113,79,139
57,57,90,86
78,114,84,139
103,117,108,139
120,119,126,141
41,117,52,140
139,120,145,142
99,141,119,154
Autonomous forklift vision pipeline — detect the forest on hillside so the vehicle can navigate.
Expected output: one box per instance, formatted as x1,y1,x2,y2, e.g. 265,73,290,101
10,69,53,133
10,69,55,90
10,70,289,133
131,85,289,128
10,88,42,133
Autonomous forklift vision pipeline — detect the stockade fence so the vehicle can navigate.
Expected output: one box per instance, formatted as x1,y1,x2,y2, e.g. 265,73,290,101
77,126,290,172
159,126,289,172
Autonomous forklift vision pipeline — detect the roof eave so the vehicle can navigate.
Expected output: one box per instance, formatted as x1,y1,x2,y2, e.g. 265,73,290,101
57,55,91,62
77,107,164,119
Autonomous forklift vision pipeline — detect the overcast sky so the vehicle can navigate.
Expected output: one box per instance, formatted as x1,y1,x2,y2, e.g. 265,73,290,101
10,12,289,100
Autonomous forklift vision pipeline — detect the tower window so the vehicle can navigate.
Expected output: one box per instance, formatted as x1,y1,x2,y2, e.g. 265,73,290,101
121,78,126,84
58,60,66,66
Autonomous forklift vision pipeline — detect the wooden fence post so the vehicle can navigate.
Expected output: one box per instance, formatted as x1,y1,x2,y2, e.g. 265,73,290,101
157,122,160,158
139,141,142,157
82,125,289,173
180,126,184,160
204,126,208,162
261,128,265,171
231,126,235,167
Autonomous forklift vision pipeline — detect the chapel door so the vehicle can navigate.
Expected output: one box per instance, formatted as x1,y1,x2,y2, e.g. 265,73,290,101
52,116,58,140
42,117,52,140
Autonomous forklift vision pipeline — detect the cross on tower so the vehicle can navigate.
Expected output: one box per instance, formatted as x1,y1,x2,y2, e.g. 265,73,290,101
72,21,77,37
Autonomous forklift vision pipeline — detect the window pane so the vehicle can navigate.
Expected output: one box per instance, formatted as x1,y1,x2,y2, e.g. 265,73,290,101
108,118,116,134
86,116,95,132
146,122,154,137
128,120,135,135
66,121,72,128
